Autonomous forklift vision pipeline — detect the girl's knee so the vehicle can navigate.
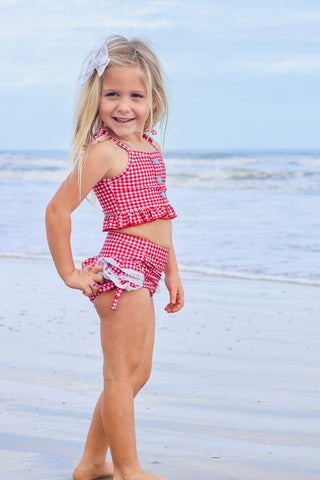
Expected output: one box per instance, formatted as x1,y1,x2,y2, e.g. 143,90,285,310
133,360,153,396
134,373,150,396
103,362,140,390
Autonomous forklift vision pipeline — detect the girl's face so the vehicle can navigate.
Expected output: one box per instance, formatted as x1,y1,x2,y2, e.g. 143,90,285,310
99,64,151,140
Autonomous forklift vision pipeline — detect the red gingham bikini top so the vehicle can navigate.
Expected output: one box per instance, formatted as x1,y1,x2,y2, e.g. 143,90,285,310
92,132,177,231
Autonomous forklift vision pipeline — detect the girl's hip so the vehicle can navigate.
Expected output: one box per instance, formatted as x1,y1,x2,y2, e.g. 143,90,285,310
99,231,169,268
81,232,169,310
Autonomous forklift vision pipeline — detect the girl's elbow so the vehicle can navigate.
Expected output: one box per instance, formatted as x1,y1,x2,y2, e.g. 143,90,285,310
45,199,67,224
45,200,57,221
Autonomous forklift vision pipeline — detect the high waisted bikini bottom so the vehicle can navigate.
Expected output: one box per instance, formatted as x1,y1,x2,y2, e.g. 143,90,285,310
82,232,169,310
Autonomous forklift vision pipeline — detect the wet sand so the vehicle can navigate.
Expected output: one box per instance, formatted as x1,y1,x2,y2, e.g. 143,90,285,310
0,257,320,480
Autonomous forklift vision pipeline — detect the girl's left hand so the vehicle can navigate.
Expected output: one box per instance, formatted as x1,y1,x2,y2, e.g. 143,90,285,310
64,264,104,296
164,273,184,313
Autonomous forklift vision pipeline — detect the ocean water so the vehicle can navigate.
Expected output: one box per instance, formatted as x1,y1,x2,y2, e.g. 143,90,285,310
0,149,319,286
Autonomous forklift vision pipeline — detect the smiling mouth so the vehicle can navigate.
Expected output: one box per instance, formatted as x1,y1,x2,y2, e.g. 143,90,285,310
113,117,134,123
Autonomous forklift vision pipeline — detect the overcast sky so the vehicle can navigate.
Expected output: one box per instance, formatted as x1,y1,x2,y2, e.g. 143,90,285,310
1,0,320,151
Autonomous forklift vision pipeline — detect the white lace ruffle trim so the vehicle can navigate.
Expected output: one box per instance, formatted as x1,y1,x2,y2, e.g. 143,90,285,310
97,257,144,291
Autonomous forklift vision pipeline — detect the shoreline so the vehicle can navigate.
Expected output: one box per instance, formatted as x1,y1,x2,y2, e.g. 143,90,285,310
1,252,319,288
0,257,320,479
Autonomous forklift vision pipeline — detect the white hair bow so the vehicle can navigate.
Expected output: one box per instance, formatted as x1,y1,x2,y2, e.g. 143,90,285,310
82,44,110,86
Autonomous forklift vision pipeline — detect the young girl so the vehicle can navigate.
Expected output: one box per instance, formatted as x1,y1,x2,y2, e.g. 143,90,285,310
45,35,184,480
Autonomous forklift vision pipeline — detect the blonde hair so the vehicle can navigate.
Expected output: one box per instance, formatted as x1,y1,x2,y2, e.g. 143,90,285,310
69,35,169,177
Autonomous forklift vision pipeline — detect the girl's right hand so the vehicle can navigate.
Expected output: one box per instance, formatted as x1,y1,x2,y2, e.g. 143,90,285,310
64,265,104,296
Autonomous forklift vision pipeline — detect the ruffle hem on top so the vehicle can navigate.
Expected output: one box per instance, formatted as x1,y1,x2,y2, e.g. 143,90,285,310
101,204,177,231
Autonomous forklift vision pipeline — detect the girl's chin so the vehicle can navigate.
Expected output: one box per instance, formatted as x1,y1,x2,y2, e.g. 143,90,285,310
110,124,141,137
110,120,134,130
104,121,144,138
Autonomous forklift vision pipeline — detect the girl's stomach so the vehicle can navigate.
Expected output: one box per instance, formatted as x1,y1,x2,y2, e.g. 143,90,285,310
111,218,172,250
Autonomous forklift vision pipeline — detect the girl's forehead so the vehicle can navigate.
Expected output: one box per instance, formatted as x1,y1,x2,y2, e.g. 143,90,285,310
102,64,146,86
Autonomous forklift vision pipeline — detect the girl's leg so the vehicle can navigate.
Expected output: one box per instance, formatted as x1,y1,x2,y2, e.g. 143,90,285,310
72,393,113,480
73,288,164,480
97,288,166,480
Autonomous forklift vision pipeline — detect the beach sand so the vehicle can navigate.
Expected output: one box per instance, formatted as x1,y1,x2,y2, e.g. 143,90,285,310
0,256,319,480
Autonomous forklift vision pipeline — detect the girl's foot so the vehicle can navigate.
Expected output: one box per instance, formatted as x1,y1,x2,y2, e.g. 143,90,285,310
73,460,113,480
114,470,166,480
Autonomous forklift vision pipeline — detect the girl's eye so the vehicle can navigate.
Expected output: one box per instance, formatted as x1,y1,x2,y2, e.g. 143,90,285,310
132,93,143,98
105,92,118,97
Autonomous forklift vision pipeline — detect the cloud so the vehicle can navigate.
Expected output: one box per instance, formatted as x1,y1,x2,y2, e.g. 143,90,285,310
1,0,320,89
285,8,320,24
0,0,186,88
0,0,183,40
239,55,320,74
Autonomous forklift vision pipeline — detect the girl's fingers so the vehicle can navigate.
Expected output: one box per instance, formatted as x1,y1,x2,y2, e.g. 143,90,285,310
91,264,103,273
82,286,93,296
83,264,93,272
90,282,100,292
93,273,104,284
81,279,100,296
165,291,184,313
88,265,104,284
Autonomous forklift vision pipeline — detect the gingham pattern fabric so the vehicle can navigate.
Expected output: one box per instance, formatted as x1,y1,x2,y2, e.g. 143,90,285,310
82,232,169,310
92,133,177,231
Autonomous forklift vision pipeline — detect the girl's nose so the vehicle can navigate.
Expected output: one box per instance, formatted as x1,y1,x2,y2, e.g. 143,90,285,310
117,98,130,113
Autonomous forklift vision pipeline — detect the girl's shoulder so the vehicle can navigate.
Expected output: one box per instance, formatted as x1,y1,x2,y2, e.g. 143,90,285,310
86,137,125,160
87,137,132,181
84,138,125,177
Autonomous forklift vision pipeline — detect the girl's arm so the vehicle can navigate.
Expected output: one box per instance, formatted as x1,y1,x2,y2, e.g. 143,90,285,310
153,140,184,313
45,142,115,296
164,240,184,313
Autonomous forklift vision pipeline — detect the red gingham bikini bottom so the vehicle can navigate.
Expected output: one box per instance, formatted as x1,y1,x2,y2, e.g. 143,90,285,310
82,232,169,310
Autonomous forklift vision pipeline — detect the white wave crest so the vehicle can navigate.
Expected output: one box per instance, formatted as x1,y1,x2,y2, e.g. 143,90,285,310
0,156,65,168
0,169,67,182
299,158,320,167
179,264,320,287
165,156,261,167
166,171,319,190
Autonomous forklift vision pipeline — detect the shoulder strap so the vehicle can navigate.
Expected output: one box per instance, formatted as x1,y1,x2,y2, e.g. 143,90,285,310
93,128,130,151
108,137,131,152
143,133,159,152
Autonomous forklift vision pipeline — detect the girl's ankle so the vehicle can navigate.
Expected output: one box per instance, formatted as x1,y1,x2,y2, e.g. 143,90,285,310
114,463,142,480
80,452,107,465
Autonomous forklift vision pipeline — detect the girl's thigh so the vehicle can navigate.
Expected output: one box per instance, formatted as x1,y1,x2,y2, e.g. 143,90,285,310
94,288,155,382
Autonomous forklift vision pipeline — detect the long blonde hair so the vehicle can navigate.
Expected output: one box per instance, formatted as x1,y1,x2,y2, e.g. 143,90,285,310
69,35,169,177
